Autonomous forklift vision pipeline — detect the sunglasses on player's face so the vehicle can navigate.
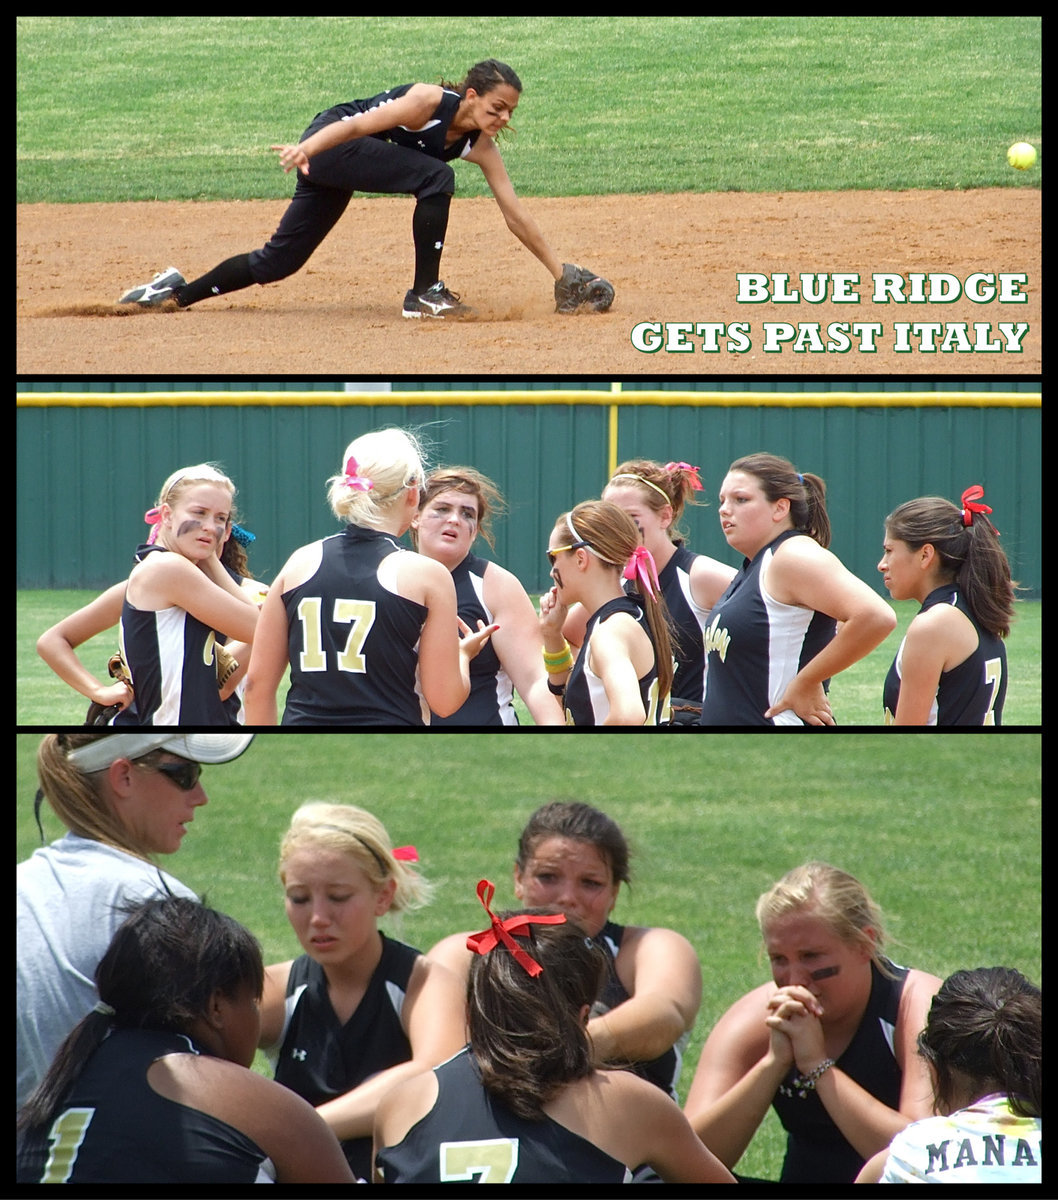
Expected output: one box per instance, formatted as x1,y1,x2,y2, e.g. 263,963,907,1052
547,539,589,567
139,758,202,791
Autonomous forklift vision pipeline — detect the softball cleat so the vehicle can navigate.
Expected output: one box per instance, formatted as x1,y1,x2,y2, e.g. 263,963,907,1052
118,266,186,307
401,281,473,319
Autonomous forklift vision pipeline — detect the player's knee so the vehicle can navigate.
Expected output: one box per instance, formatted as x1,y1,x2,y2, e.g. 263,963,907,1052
416,162,455,200
249,248,312,285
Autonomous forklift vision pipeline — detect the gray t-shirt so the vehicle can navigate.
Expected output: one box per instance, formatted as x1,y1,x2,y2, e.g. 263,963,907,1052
16,833,196,1108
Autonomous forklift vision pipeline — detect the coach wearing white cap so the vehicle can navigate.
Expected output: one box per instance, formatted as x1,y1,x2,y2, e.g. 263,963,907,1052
16,731,253,1109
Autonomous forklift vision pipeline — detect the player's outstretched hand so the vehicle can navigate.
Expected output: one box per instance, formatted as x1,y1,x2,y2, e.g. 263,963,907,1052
458,618,500,663
271,144,310,175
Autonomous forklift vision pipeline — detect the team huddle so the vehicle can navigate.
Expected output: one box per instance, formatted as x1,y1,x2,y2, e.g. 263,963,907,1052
17,735,1041,1184
38,427,1014,727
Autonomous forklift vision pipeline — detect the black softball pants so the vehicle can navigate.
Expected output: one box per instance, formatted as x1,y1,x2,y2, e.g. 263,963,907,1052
248,134,456,287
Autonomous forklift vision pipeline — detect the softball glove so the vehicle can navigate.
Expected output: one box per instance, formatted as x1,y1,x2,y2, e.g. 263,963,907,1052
555,263,615,313
84,653,133,726
215,642,239,689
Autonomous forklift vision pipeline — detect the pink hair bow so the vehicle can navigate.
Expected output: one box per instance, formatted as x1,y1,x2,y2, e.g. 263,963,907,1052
343,456,374,492
665,461,704,491
465,879,566,977
143,507,163,545
392,845,418,862
960,484,998,534
623,544,661,601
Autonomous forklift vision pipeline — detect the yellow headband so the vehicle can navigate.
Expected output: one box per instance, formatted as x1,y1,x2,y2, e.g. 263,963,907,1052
608,472,671,504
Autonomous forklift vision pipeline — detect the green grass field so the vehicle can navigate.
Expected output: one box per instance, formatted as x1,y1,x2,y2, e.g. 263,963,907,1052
17,16,1041,203
16,730,1041,1179
16,591,1041,727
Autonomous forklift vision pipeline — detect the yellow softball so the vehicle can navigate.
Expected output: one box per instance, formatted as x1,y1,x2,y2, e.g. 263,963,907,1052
1006,142,1037,170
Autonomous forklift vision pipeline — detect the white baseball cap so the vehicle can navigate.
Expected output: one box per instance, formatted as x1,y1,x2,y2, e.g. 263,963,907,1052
66,732,254,774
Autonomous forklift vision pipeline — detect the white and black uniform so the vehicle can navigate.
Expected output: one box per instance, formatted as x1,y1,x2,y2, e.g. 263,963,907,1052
564,596,666,726
699,529,836,726
219,562,249,725
268,936,419,1181
375,1047,632,1184
16,1029,273,1184
248,85,481,286
643,543,710,708
595,921,684,1100
114,543,233,726
280,526,428,725
773,959,908,1183
880,1095,1041,1184
883,584,1008,725
431,552,515,726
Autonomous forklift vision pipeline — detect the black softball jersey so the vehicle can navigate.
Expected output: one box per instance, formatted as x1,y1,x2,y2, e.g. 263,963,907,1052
280,526,429,725
564,596,666,726
772,960,909,1183
115,544,232,726
882,584,1007,724
374,1046,632,1184
310,83,482,163
699,529,836,726
16,1029,271,1183
430,552,515,726
268,935,419,1181
595,920,685,1101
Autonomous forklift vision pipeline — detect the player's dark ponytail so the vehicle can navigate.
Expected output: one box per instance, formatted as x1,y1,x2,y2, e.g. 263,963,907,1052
18,897,263,1135
455,59,522,98
468,914,607,1120
918,966,1040,1118
884,490,1015,638
730,453,832,549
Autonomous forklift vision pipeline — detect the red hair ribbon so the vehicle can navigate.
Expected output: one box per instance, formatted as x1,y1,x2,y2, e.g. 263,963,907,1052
465,879,566,977
392,845,418,862
623,544,661,601
143,506,163,545
960,484,998,534
664,461,704,491
343,456,374,492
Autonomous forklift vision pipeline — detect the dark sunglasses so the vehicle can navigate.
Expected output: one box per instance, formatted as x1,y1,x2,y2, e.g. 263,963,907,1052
141,758,202,791
547,539,589,567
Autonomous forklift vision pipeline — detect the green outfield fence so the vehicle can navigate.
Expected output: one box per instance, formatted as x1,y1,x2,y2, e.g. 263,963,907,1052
17,381,1041,596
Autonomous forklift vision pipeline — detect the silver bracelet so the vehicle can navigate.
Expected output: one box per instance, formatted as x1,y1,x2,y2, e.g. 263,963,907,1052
778,1057,835,1099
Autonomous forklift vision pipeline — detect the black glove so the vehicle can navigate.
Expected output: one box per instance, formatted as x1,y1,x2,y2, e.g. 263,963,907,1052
554,263,615,313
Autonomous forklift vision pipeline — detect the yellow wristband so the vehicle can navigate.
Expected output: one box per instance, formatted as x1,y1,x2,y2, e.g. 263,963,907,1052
542,641,573,665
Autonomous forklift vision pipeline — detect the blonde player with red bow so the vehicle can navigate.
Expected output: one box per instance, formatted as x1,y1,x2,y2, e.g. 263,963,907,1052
878,484,1014,724
258,803,466,1182
539,500,674,725
372,880,734,1184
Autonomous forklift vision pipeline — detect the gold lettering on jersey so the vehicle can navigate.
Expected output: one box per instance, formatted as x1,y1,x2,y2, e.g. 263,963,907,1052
703,612,731,662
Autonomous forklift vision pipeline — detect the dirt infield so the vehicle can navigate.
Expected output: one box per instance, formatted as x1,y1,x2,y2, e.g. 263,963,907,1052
17,189,1040,375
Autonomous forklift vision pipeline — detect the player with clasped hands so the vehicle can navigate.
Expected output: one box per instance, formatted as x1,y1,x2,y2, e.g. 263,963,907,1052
683,861,941,1185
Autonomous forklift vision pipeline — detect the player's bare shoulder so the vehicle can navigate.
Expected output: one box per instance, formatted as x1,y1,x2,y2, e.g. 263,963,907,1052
274,540,326,594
